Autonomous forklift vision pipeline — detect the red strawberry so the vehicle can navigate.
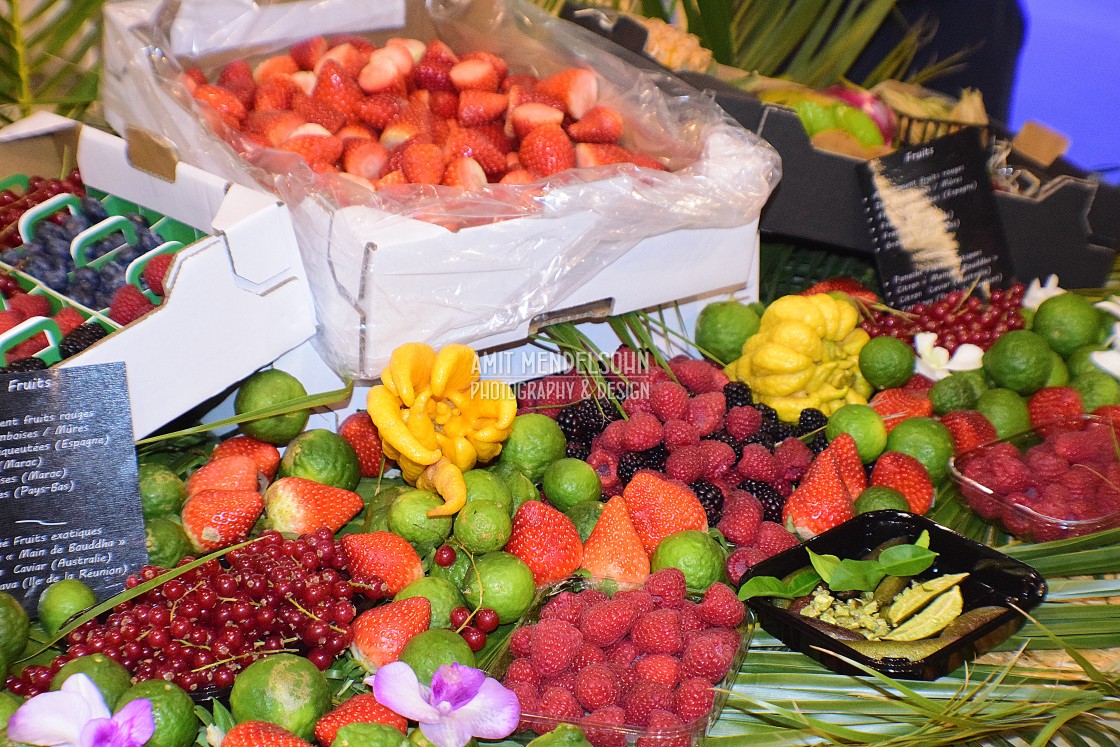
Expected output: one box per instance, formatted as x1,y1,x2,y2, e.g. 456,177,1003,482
829,432,868,495
508,102,565,140
292,94,346,133
337,411,388,477
462,50,508,80
342,531,423,595
140,253,175,297
869,451,934,514
535,68,598,118
354,93,409,130
399,142,445,184
1028,386,1085,429
180,488,264,553
51,307,85,335
264,476,364,535
317,42,370,80
108,285,156,325
696,582,745,628
530,618,583,676
192,84,247,128
574,663,620,712
412,60,455,92
631,609,682,655
518,123,575,177
574,143,666,170
359,53,408,95
568,105,624,144
581,495,650,586
442,156,487,190
781,435,861,538
254,54,299,82
374,170,408,189
186,455,260,496
312,60,363,116
8,293,49,318
457,90,508,126
870,388,933,432
280,133,344,167
254,76,300,111
291,36,328,71
443,127,506,176
338,123,375,141
940,409,998,455
221,722,311,747
506,500,584,586
904,373,936,393
800,277,878,304
450,58,500,92
181,66,208,89
350,597,431,671
342,138,389,181
210,435,281,481
217,59,256,109
623,471,708,555
313,693,407,746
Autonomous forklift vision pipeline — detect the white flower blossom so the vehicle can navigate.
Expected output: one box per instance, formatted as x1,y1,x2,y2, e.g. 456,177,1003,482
912,332,984,381
1022,275,1064,310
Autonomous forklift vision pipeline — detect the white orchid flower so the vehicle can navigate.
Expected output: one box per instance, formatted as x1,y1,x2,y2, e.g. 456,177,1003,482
1022,275,1064,310
913,332,984,381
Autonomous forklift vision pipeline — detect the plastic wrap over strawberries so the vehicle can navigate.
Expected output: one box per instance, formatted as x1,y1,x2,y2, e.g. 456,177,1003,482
102,0,780,379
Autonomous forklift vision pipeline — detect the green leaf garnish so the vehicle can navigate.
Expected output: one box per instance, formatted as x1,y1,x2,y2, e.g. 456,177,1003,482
807,548,841,584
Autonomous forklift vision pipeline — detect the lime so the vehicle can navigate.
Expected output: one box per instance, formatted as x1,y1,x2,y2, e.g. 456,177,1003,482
397,630,477,686
234,368,310,445
884,417,954,483
928,374,979,415
825,404,887,463
1045,351,1070,387
859,336,916,390
453,500,512,554
982,330,1054,395
497,469,539,517
854,486,910,514
430,546,472,589
332,722,410,747
0,689,21,733
694,300,760,366
229,653,331,740
495,414,567,484
542,458,602,513
464,469,513,515
145,517,193,569
116,680,198,747
566,500,603,543
1032,292,1106,358
395,576,466,631
51,654,132,708
278,429,362,491
975,388,1031,440
388,490,454,552
137,463,187,519
361,482,414,533
953,369,990,400
0,592,29,667
1071,370,1120,412
1067,344,1109,379
650,530,727,592
37,579,97,637
461,551,535,624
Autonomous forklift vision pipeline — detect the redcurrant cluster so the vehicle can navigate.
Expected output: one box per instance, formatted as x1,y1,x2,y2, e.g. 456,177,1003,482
861,284,1026,353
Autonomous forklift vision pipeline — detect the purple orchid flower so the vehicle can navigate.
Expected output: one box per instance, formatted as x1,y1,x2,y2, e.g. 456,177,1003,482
369,662,520,747
7,673,154,747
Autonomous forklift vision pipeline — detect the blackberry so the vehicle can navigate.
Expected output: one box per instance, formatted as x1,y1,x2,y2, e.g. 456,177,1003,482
740,479,785,523
566,442,591,461
797,407,829,436
769,421,799,442
755,402,779,429
59,323,108,360
599,398,624,423
574,397,613,437
806,432,829,455
2,356,48,372
638,444,668,471
690,479,725,526
556,405,585,444
723,381,753,409
704,429,743,460
617,452,645,485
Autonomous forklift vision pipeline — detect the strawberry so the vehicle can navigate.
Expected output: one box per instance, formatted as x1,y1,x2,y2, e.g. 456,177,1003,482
337,411,389,477
508,102,564,140
581,495,650,586
535,68,598,118
518,124,574,177
1028,386,1085,429
568,105,624,144
828,432,868,496
217,59,256,109
903,373,936,393
462,50,509,82
939,409,998,455
221,721,312,747
400,141,446,184
293,94,346,133
210,435,281,481
800,277,878,304
139,253,175,297
244,109,305,146
413,61,455,92
353,93,408,130
359,54,408,95
574,143,666,170
341,531,423,594
291,36,328,71
457,90,508,126
623,471,708,556
443,157,487,190
443,127,506,176
192,84,247,128
450,58,500,92
343,139,389,180
254,54,299,82
313,693,407,746
280,133,344,167
869,388,934,432
317,42,370,80
253,75,300,112
338,123,375,140
186,454,260,496
181,66,208,89
349,596,431,671
312,60,363,116
506,500,584,586
374,170,409,189
180,488,264,553
781,435,861,538
869,451,934,514
264,476,364,535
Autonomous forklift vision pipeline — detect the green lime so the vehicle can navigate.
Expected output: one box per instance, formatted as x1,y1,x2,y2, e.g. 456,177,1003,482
37,579,97,637
229,653,331,740
975,388,1031,440
461,551,535,624
234,368,310,445
395,576,466,631
542,458,602,513
430,546,472,589
982,330,1054,395
495,414,567,484
1067,344,1109,378
0,689,21,733
497,468,539,517
650,530,727,592
953,369,990,400
858,336,916,390
464,469,513,515
278,429,362,491
1032,292,1106,358
0,592,29,667
397,629,477,686
51,654,132,708
388,490,453,552
1046,351,1070,386
826,404,887,463
361,482,414,533
137,463,187,519
928,374,979,415
854,486,910,514
116,680,198,747
145,517,193,570
566,500,603,543
884,417,954,483
453,500,512,554
1071,370,1120,412
332,722,410,747
526,723,594,747
695,300,760,365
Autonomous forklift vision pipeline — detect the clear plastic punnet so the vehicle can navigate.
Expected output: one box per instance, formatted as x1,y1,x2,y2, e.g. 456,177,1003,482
102,0,781,379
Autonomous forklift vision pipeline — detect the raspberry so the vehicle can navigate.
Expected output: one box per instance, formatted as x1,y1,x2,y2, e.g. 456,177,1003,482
586,449,620,491
679,628,739,683
736,443,778,482
542,591,587,625
642,568,686,609
506,680,539,718
623,412,664,452
539,686,583,725
987,455,1033,494
1028,387,1084,430
696,582,745,628
142,253,175,296
772,437,813,482
686,393,726,436
1024,445,1069,483
754,521,800,558
662,419,701,451
571,643,607,672
679,602,707,634
0,309,25,334
637,710,689,747
1052,430,1103,463
717,490,763,545
574,663,620,711
904,373,936,392
649,381,690,422
582,590,611,606
1061,468,1099,501
612,589,654,616
612,346,646,378
725,406,763,440
630,609,682,655
634,654,680,689
580,598,639,646
108,285,156,325
609,661,641,696
664,445,705,483
8,293,49,318
583,706,627,747
725,546,766,584
599,421,628,453
698,439,736,479
606,639,640,669
504,657,539,688
673,677,715,724
545,670,578,694
51,307,86,335
530,618,583,676
622,680,674,726
623,393,654,417
510,625,532,657
669,357,721,394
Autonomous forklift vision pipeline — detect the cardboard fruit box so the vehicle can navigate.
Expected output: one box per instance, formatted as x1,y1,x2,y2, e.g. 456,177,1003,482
101,0,778,381
0,113,316,437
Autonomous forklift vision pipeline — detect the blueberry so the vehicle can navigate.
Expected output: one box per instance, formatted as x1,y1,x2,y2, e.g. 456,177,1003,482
134,228,162,253
79,197,108,223
38,262,69,292
72,266,101,289
62,213,91,235
125,213,151,229
44,236,73,263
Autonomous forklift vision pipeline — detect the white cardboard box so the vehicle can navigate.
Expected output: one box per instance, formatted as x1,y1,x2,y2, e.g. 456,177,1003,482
0,113,317,438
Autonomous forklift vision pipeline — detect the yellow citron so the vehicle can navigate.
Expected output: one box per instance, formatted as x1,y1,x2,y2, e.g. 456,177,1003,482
726,293,871,422
368,342,517,517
